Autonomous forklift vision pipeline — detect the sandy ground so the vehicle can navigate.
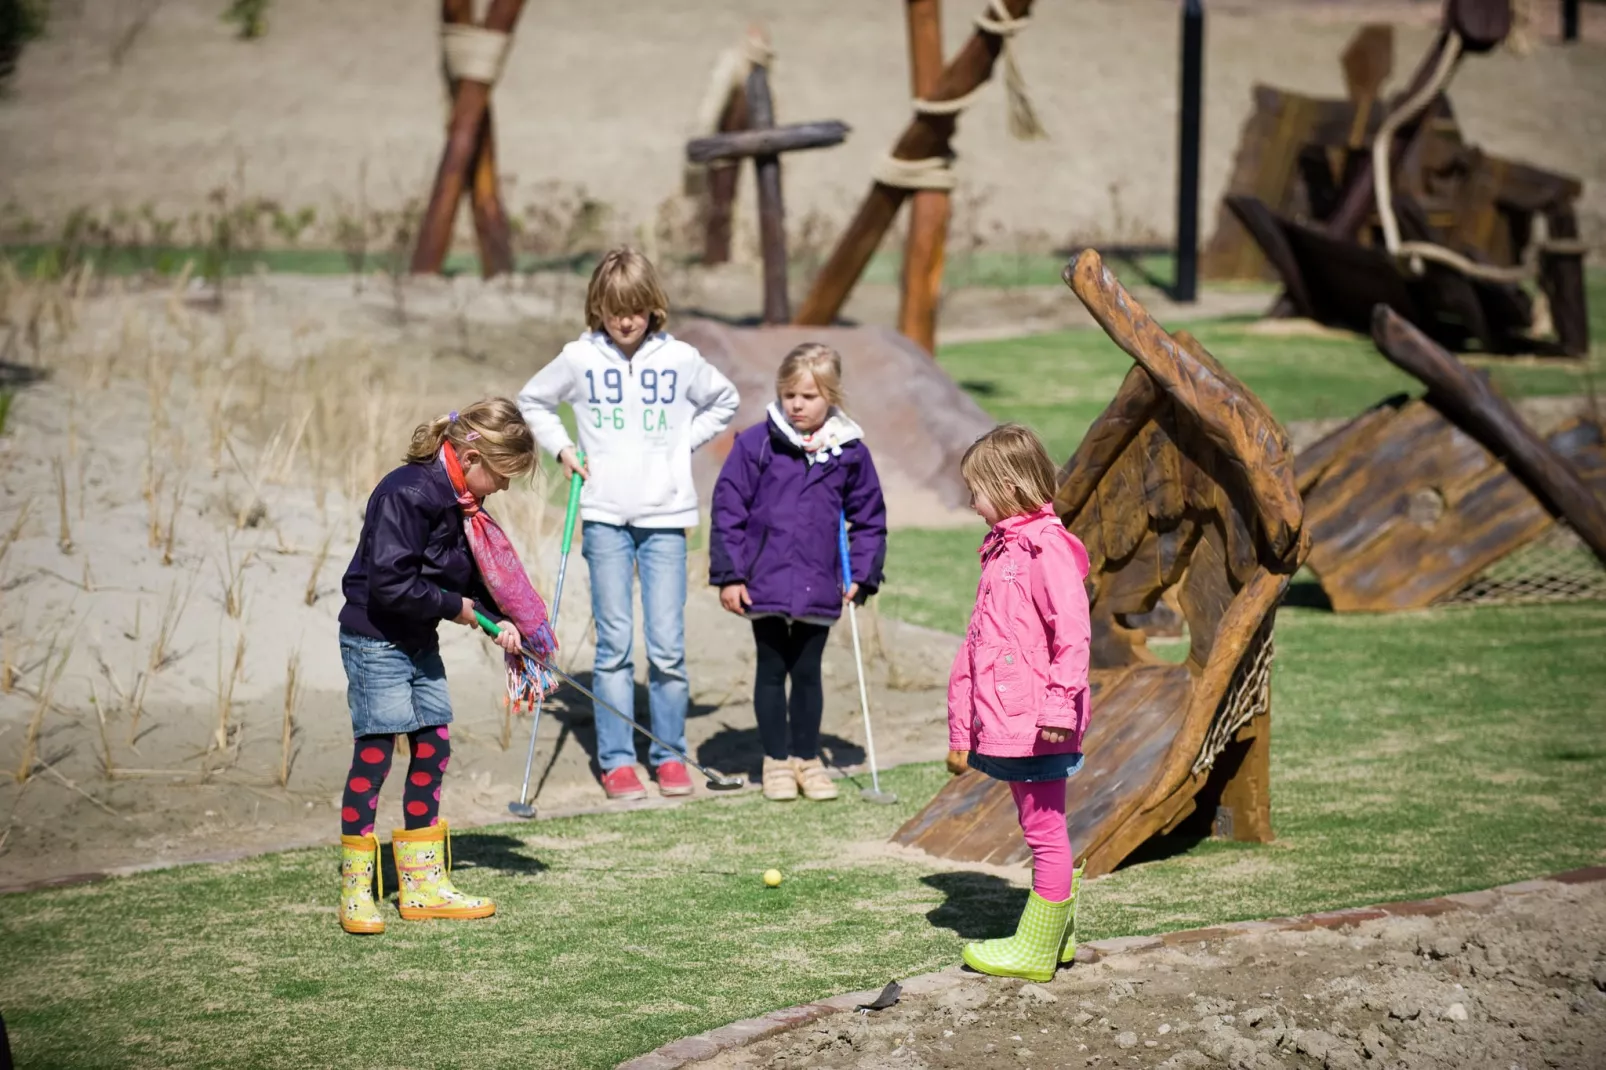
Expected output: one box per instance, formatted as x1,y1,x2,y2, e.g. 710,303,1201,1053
693,878,1606,1070
3,0,1605,258
0,268,1027,892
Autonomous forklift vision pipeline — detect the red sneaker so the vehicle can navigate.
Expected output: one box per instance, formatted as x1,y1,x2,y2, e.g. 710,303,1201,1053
600,766,648,801
655,761,694,797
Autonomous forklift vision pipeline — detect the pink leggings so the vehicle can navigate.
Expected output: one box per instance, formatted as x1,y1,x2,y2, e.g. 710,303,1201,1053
1012,780,1074,901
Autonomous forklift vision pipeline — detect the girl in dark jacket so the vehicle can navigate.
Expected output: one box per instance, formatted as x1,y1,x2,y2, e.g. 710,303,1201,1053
335,397,541,934
709,344,888,802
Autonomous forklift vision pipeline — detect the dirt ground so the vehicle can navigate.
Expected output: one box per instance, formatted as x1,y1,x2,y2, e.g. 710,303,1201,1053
693,878,1606,1070
3,0,1605,257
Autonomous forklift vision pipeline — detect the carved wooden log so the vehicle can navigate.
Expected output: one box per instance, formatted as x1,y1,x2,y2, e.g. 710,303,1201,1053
795,0,1033,327
412,0,525,276
898,0,949,356
704,89,749,266
745,63,789,326
1064,250,1304,562
686,121,850,164
1224,196,1315,319
1371,305,1606,563
1054,366,1163,523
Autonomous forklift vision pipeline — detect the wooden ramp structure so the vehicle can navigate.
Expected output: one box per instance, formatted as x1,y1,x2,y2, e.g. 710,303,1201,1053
1297,307,1606,612
892,251,1311,878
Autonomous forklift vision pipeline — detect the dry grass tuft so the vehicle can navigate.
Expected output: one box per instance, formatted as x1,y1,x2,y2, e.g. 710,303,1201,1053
304,533,331,607
53,458,73,554
14,638,74,783
278,650,300,788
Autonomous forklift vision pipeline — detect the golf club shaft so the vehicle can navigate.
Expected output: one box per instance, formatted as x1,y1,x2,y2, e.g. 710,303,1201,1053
538,660,729,786
515,462,585,808
846,600,882,795
514,552,570,805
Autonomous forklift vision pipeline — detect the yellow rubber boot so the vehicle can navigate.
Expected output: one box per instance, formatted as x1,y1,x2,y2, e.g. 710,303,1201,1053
961,890,1073,983
391,821,495,921
339,833,386,935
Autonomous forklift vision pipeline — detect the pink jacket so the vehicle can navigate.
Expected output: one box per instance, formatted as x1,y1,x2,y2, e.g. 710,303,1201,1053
947,503,1092,758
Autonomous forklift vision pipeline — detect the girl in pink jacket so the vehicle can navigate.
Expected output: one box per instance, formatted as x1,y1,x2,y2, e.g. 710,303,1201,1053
947,424,1092,982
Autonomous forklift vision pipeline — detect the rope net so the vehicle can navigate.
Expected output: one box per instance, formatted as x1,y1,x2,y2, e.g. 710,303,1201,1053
1193,618,1276,778
1436,521,1606,606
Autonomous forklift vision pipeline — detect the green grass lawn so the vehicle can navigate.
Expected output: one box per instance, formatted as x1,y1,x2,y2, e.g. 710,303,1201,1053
3,598,1603,1069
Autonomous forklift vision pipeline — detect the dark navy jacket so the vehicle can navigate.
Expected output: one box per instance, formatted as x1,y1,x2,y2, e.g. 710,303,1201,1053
709,419,887,623
339,461,502,653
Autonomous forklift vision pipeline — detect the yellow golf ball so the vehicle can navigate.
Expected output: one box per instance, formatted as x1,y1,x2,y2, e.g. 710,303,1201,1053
763,868,783,887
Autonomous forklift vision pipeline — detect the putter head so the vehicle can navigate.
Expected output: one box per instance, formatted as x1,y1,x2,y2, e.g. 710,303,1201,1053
507,801,538,819
704,771,746,791
860,788,899,805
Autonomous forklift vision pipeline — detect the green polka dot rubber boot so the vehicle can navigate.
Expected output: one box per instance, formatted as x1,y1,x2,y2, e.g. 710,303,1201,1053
339,833,385,935
1059,864,1086,963
391,821,495,921
962,889,1075,983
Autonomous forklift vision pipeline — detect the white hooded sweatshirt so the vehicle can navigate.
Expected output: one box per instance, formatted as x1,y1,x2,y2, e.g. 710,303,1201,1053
517,330,740,528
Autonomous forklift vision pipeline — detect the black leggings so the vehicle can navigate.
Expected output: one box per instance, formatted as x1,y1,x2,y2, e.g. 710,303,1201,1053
339,727,452,837
752,617,831,761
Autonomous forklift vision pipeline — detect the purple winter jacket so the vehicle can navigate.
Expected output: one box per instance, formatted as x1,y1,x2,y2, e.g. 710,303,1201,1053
709,411,888,623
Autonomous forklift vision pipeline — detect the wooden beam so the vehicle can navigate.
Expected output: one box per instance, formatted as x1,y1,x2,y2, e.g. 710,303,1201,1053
795,0,1034,327
898,0,949,355
686,121,849,164
703,89,749,266
1224,195,1316,319
1370,305,1606,564
412,0,526,276
1539,204,1589,358
745,62,789,325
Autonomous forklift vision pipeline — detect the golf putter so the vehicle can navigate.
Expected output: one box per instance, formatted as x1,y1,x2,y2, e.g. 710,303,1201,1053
840,514,897,804
508,456,584,819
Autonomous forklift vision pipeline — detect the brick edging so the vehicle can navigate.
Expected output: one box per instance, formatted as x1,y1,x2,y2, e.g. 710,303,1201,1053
615,864,1606,1070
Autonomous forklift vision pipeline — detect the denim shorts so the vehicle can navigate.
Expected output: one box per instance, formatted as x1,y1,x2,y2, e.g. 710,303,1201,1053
339,627,453,737
967,751,1085,783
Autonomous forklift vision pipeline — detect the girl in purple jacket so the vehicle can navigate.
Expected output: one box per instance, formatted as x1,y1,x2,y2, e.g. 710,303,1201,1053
947,424,1092,983
710,344,888,803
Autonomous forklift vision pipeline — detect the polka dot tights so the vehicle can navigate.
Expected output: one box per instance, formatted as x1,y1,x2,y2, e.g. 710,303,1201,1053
339,726,452,836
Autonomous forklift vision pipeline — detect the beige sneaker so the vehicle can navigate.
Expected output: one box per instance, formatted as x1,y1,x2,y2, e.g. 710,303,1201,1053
762,757,799,801
791,757,839,801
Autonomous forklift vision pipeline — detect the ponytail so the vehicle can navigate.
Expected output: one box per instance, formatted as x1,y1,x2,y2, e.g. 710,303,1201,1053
403,398,536,478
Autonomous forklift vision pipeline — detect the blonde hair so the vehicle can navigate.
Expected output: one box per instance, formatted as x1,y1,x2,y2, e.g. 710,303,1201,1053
960,423,1058,519
585,247,669,334
404,397,536,478
776,342,845,407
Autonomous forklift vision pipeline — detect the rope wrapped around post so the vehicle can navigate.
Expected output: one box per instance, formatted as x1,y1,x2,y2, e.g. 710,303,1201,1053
440,24,512,85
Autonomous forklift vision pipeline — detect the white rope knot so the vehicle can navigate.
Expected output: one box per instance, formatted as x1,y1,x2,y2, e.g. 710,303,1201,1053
873,154,958,191
908,0,1043,141
684,33,777,195
441,24,512,85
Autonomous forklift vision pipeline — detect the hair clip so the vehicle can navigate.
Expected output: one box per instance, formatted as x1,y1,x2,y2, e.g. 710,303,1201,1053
448,411,459,422
465,431,481,442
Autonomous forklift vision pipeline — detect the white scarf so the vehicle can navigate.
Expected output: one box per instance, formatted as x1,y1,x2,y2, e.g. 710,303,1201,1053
766,402,864,467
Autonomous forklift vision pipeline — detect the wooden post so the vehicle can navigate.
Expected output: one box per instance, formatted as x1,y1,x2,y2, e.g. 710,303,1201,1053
795,0,1035,328
412,0,525,277
898,0,949,355
1540,206,1589,358
704,90,749,266
1371,305,1606,564
1563,0,1580,41
746,62,790,325
1213,713,1274,843
1175,0,1205,303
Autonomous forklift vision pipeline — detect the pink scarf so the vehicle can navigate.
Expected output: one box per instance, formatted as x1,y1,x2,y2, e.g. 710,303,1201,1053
441,442,558,711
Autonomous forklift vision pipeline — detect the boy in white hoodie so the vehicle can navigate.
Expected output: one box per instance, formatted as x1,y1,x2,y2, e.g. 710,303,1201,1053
518,248,739,800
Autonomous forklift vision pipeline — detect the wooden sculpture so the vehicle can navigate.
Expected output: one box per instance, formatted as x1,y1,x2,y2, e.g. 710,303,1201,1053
1297,307,1606,613
683,38,849,326
412,0,526,277
794,0,1038,355
892,250,1311,878
1205,3,1589,356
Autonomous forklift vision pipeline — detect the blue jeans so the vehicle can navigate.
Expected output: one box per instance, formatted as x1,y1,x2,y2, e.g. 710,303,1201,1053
339,628,453,736
582,523,689,771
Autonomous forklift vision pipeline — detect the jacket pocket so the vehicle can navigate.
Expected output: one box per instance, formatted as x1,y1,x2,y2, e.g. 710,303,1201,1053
976,647,1033,721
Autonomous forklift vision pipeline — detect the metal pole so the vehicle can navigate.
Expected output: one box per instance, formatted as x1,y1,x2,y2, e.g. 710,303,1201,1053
1563,0,1580,42
1175,0,1205,303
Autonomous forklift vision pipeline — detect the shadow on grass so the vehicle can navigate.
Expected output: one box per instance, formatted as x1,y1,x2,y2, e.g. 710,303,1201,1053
920,872,1029,941
366,832,550,892
1282,577,1334,612
694,725,867,781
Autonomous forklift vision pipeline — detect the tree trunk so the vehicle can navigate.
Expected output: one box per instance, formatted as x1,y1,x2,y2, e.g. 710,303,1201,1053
897,0,949,355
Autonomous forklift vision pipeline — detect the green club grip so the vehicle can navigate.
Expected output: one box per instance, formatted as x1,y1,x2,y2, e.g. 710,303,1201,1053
561,449,585,554
474,609,501,637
